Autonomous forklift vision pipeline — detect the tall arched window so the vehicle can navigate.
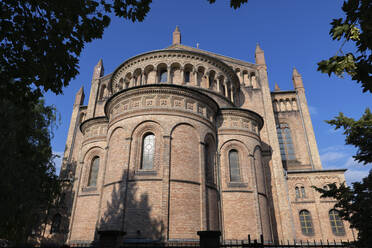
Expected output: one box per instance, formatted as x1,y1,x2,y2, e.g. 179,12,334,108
159,70,167,83
204,142,215,184
229,149,241,182
141,133,155,170
88,156,99,187
276,123,295,161
301,186,306,198
299,210,314,236
295,187,300,198
184,71,190,83
295,186,306,199
329,210,345,236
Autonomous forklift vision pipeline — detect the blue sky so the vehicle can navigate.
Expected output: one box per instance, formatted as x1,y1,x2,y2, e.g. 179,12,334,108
46,0,371,184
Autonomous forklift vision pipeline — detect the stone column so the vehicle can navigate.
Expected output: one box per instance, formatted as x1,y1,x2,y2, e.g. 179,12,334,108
180,68,185,85
194,70,198,87
161,135,172,240
224,79,228,97
167,66,171,84
199,141,207,231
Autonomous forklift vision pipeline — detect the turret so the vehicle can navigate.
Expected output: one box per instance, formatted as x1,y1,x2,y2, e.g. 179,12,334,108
74,86,85,106
255,43,266,66
60,86,85,178
274,82,281,92
292,67,304,89
172,26,181,45
86,59,104,118
292,67,322,170
93,59,104,79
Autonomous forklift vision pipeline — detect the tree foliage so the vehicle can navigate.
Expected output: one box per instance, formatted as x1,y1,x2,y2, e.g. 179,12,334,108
0,0,152,97
0,97,60,243
327,108,372,165
317,0,372,93
315,172,372,247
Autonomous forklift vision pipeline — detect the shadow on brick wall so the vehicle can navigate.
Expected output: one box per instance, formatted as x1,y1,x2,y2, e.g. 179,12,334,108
96,169,164,246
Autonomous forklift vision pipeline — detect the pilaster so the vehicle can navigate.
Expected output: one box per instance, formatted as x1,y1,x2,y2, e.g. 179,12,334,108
254,45,295,241
292,68,322,170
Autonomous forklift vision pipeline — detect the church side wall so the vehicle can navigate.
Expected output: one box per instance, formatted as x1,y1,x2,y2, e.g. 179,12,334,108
287,171,355,242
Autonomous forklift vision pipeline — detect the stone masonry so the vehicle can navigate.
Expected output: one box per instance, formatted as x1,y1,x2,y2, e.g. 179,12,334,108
52,27,355,245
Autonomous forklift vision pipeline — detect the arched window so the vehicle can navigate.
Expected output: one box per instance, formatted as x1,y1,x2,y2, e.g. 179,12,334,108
329,210,345,236
301,186,306,198
299,210,314,236
88,157,99,187
295,186,306,199
229,149,241,182
141,133,155,170
159,70,167,83
208,75,213,88
184,71,190,83
295,187,300,198
204,142,215,184
276,123,295,161
51,213,61,234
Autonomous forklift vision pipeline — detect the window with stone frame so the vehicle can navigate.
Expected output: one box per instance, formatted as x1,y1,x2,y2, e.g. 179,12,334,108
329,209,345,236
276,123,296,161
141,133,155,170
229,149,241,182
88,156,100,187
299,210,314,236
295,186,307,199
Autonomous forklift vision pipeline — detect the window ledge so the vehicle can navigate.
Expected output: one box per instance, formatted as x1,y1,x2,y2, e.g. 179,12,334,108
228,182,248,188
135,170,157,176
82,186,97,192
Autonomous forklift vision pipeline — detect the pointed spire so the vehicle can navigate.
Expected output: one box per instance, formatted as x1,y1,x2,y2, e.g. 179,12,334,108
74,86,85,106
255,43,266,65
93,59,104,79
172,26,181,45
292,67,304,89
255,43,263,53
274,82,281,91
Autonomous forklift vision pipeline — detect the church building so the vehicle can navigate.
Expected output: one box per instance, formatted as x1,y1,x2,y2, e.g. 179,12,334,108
56,27,354,245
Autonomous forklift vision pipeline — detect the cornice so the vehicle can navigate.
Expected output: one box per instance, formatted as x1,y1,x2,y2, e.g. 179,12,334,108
80,116,108,133
219,108,264,130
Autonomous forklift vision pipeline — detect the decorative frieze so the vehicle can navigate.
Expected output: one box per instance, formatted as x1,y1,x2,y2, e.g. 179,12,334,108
106,85,218,124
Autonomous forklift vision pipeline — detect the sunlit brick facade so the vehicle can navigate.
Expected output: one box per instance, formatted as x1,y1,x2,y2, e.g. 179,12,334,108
55,27,355,245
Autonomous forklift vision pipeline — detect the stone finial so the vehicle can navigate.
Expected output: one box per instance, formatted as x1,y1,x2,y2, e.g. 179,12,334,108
74,86,85,106
172,26,181,45
255,43,266,65
274,82,281,91
292,67,304,89
93,59,104,79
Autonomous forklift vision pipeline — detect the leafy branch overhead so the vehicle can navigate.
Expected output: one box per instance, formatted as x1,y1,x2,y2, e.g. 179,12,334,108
317,0,372,93
327,108,372,165
0,0,247,98
314,172,372,247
